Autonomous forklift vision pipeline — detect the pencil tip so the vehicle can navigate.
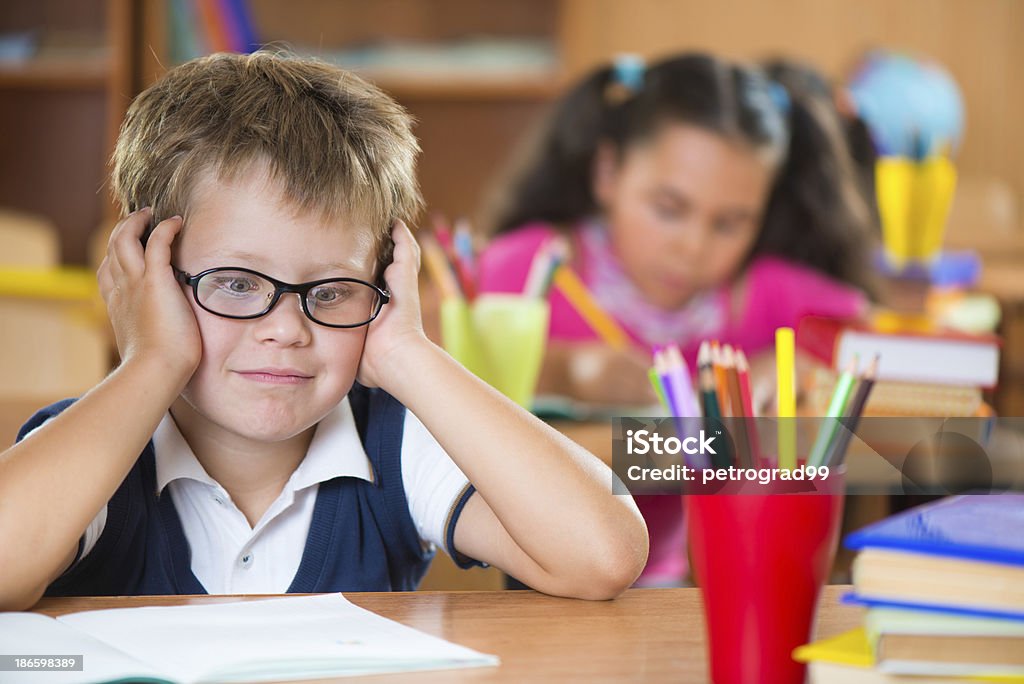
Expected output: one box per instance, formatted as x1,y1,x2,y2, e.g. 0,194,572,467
722,344,735,365
698,341,710,366
845,355,859,375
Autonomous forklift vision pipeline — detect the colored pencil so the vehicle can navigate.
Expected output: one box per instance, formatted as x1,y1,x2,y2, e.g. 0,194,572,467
653,349,679,416
711,341,731,417
697,341,731,469
666,344,701,417
696,342,720,419
421,233,461,301
722,345,752,468
824,354,879,467
776,327,797,470
523,238,556,299
647,367,669,412
536,236,568,299
431,214,455,254
722,345,745,419
807,356,859,468
452,218,477,300
552,266,629,351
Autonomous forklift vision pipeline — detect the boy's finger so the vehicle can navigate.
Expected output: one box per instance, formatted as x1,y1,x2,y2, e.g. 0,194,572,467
391,219,416,249
108,208,153,278
109,207,153,248
391,218,407,236
391,220,421,270
143,216,183,273
106,207,150,247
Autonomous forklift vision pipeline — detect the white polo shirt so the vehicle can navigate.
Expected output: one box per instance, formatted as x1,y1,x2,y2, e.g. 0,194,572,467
71,399,472,594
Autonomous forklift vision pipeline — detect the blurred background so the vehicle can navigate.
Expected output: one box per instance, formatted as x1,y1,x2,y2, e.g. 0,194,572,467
2,1,1021,259
0,1,1021,588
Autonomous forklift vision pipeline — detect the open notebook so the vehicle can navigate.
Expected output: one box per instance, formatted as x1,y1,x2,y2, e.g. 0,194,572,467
0,593,498,683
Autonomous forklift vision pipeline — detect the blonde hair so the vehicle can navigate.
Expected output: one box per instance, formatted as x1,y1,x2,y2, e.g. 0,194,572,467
111,51,423,270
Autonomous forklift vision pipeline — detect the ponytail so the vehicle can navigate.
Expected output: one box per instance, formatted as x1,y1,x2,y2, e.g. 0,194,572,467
756,63,880,298
491,65,621,235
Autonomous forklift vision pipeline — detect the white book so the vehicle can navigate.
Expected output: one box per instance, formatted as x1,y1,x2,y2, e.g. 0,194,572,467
0,593,499,683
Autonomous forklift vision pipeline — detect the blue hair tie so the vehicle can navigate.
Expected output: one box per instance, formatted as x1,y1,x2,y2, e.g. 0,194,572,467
612,54,645,93
768,81,791,115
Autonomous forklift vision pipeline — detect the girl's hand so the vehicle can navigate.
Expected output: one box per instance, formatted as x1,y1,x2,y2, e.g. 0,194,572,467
96,208,201,380
565,343,657,405
358,220,429,389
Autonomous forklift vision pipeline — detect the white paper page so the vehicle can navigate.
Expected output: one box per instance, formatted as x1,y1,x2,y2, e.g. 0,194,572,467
0,612,167,684
57,593,498,683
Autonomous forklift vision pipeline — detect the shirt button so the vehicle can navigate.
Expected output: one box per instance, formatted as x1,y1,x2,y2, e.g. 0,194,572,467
239,553,254,568
212,495,224,505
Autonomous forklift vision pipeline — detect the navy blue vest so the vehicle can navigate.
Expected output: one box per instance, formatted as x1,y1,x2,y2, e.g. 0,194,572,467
17,385,471,596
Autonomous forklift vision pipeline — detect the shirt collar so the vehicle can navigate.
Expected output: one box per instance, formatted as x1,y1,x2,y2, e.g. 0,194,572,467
153,397,375,494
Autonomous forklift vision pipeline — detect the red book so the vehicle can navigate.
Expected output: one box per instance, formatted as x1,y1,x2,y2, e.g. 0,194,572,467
797,315,1000,389
194,0,232,53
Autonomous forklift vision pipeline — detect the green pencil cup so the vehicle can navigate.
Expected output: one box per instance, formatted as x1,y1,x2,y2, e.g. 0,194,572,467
440,294,550,409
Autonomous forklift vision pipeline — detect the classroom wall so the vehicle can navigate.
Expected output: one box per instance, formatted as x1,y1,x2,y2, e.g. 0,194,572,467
559,0,1024,228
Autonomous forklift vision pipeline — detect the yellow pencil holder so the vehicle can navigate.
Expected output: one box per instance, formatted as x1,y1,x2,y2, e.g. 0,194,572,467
440,294,550,409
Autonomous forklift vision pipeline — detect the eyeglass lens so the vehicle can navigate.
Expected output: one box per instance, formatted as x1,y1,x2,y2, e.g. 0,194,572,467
194,270,379,326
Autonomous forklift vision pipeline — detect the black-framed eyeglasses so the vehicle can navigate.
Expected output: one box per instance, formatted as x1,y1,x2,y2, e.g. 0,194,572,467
173,266,390,329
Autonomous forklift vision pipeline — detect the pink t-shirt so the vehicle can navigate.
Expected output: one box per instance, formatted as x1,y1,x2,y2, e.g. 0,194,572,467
478,222,866,585
479,222,866,360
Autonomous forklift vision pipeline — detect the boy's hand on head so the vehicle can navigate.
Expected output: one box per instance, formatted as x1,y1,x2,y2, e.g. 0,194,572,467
567,344,657,406
96,208,201,379
357,220,429,389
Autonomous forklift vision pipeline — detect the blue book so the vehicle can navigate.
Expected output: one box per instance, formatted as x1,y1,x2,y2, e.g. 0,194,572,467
844,494,1024,620
227,0,260,53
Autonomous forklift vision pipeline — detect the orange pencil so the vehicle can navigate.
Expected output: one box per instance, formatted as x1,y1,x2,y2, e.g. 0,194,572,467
711,342,731,417
723,345,752,467
722,345,745,419
552,265,629,351
420,234,460,301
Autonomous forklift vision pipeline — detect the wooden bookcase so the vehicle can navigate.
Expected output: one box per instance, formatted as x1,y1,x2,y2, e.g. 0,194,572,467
0,0,134,265
135,0,568,235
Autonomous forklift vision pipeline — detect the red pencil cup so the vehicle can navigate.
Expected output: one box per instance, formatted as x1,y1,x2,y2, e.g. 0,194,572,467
685,477,844,684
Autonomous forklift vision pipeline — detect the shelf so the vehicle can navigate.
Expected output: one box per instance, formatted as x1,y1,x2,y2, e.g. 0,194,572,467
0,56,109,90
362,71,563,101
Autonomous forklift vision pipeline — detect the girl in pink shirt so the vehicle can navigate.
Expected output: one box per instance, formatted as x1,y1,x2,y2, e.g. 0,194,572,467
478,53,876,586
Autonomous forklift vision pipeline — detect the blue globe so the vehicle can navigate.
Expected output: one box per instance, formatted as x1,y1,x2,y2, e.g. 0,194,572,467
848,50,964,158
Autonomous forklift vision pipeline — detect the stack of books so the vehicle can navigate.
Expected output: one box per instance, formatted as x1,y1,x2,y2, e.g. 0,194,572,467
795,495,1024,682
798,315,1000,417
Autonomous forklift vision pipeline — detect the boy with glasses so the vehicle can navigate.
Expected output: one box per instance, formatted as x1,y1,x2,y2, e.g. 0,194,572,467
0,52,647,610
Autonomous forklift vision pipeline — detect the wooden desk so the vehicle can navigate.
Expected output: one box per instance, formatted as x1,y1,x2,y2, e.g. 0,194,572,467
31,587,863,682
